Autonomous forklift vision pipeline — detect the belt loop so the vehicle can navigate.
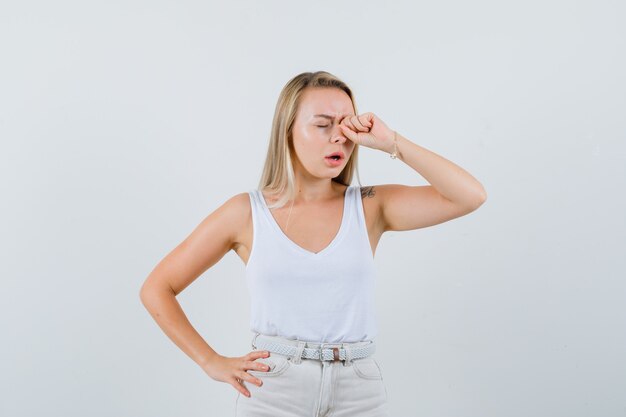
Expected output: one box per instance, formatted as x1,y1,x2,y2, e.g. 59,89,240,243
291,340,306,365
318,343,326,361
343,344,353,367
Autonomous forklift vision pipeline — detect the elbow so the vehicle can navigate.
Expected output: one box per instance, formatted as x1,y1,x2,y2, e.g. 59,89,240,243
139,283,152,307
139,279,153,302
464,189,487,212
473,185,488,207
139,281,173,307
477,189,487,205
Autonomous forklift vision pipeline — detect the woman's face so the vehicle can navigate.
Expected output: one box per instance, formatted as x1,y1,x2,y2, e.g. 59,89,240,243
290,87,356,179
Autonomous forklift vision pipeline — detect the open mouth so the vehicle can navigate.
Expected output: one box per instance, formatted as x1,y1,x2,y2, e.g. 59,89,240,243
325,151,345,161
324,152,345,167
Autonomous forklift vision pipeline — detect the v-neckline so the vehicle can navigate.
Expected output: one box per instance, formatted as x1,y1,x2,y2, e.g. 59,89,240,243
258,185,352,258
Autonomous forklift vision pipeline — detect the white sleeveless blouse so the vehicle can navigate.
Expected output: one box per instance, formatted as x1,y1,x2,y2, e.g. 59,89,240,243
245,185,378,343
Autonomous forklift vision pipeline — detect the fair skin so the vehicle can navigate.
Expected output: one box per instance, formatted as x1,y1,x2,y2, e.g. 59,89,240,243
139,86,487,399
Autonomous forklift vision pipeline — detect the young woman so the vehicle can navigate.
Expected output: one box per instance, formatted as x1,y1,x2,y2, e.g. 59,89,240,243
140,71,487,416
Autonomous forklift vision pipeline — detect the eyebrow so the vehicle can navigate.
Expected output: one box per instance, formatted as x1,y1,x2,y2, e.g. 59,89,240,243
312,113,351,121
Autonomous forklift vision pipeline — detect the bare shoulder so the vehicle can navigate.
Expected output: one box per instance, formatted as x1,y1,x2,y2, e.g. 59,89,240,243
359,185,378,198
181,191,251,254
139,191,251,297
188,191,251,254
357,185,385,232
358,184,383,207
223,192,252,251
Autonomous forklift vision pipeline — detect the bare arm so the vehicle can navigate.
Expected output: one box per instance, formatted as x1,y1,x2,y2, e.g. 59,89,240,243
139,286,219,367
139,192,245,368
377,132,487,232
139,193,273,399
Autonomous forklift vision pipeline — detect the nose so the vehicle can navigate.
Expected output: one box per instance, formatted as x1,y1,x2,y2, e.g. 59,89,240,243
330,125,348,144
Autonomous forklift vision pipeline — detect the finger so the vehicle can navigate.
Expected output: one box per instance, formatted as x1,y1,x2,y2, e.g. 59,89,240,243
232,377,252,398
248,350,270,359
341,117,357,132
339,124,358,142
240,370,264,387
352,115,369,132
246,359,271,372
361,113,374,128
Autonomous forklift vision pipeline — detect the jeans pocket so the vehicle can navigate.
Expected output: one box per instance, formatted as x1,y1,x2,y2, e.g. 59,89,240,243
351,356,383,380
246,352,291,377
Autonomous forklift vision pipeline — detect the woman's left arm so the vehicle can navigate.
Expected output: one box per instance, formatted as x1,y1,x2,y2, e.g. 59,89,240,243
340,113,487,232
388,131,487,207
377,132,487,232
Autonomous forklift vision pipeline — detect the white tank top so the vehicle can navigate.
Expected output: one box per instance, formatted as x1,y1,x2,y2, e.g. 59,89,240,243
245,184,378,343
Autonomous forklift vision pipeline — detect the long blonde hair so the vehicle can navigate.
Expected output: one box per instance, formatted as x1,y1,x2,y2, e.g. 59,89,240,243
258,71,362,209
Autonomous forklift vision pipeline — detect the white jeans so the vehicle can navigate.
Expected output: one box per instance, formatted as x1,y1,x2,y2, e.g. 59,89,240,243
235,332,389,417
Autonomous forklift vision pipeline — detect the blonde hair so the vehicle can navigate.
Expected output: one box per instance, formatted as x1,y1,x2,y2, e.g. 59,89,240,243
258,71,362,209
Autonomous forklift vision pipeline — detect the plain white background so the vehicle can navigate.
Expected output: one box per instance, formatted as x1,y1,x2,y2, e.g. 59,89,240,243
1,1,624,416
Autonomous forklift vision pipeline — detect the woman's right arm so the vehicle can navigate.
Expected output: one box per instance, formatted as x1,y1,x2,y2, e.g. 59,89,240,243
139,192,271,398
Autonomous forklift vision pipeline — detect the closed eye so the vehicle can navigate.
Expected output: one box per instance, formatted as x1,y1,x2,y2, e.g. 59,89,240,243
316,125,330,128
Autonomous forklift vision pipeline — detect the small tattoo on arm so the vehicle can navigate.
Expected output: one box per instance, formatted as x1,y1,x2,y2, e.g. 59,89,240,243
360,186,376,199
